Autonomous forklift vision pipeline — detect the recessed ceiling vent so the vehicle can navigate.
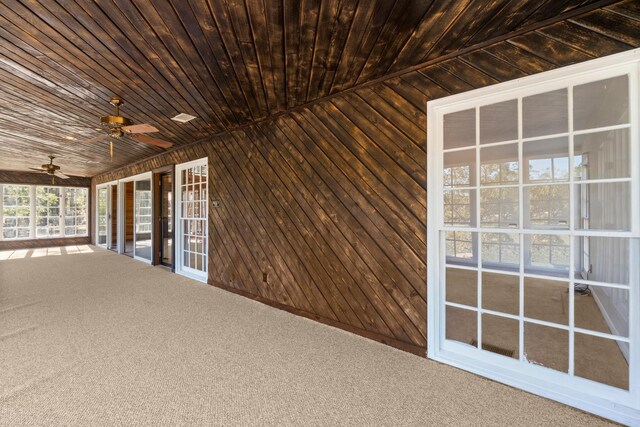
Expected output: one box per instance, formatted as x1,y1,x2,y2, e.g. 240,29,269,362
171,113,197,123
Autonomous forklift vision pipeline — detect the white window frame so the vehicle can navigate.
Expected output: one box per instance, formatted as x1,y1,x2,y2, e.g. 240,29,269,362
175,157,208,283
0,183,89,241
427,49,640,424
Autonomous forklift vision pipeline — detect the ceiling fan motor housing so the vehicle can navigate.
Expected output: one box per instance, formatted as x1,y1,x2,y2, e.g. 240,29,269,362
101,96,133,128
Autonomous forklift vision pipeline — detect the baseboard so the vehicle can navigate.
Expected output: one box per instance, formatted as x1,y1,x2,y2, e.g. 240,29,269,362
208,279,427,357
0,236,91,250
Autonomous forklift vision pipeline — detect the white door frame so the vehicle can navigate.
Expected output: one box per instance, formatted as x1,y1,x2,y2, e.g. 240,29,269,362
426,49,640,425
175,157,208,283
95,180,117,250
118,172,153,263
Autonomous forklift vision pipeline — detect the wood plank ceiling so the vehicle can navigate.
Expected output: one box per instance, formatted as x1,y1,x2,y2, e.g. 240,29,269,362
0,0,628,177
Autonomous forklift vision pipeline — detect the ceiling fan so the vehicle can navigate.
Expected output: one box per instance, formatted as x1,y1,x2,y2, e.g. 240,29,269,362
84,97,173,159
30,155,69,184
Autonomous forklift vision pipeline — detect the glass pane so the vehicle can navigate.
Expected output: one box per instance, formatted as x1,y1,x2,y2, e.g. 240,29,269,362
480,100,518,144
480,144,518,185
574,333,628,390
481,232,519,270
523,89,568,138
444,108,475,149
575,285,629,338
525,234,570,277
482,272,519,315
444,189,475,227
524,323,568,373
574,75,629,131
525,185,569,229
134,179,152,261
446,267,477,308
524,137,569,183
480,187,518,228
444,149,475,187
574,129,630,181
446,305,477,346
524,277,569,325
574,236,629,285
481,314,519,359
575,182,630,232
445,231,477,266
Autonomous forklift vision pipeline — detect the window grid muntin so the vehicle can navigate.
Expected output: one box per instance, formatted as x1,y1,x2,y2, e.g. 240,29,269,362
440,72,635,391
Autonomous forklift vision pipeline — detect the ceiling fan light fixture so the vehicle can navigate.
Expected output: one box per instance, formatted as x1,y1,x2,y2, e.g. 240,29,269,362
171,113,197,123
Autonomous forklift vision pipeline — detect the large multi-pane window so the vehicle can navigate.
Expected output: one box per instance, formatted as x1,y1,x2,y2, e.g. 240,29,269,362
0,184,88,241
428,52,639,422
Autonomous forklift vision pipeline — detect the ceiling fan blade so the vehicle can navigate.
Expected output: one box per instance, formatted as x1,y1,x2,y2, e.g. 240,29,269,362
122,123,158,134
29,167,46,172
83,134,109,144
55,172,70,179
130,134,173,149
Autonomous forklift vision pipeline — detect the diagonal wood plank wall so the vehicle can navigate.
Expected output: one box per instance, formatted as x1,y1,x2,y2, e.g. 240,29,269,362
93,4,639,354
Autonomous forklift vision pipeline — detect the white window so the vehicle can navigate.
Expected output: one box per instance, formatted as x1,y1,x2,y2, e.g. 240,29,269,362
64,188,88,237
36,187,62,238
427,50,640,424
0,184,89,241
175,158,208,282
1,185,31,240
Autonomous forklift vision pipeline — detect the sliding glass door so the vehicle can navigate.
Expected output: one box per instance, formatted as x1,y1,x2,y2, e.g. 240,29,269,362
175,158,208,282
134,179,152,261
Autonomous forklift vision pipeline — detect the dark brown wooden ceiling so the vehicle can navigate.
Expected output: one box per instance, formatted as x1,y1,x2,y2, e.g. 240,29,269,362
0,0,632,177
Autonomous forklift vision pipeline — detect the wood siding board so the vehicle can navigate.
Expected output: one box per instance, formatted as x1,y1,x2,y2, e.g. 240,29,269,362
283,0,302,109
354,87,426,147
425,0,513,61
313,0,359,101
291,112,426,308
311,103,425,223
295,0,321,105
260,120,421,342
390,0,471,73
483,41,557,75
355,0,433,85
330,0,397,93
278,115,426,342
338,93,426,178
220,131,339,317
244,0,279,114
207,146,287,302
248,123,398,336
464,0,549,46
328,0,378,94
569,9,640,47
437,58,500,89
537,20,634,57
223,0,271,116
606,0,640,19
507,31,595,67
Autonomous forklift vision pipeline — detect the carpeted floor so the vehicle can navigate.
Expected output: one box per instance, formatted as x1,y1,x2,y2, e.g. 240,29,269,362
0,246,613,426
